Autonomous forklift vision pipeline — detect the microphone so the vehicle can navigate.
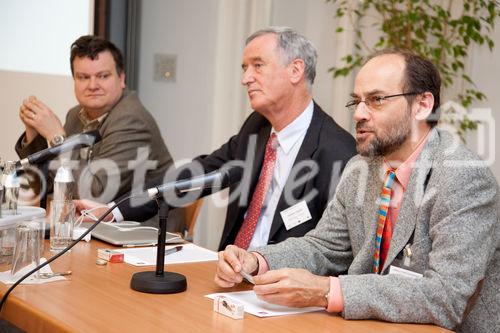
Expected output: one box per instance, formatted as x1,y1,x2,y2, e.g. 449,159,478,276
131,165,242,294
146,166,243,199
16,130,102,168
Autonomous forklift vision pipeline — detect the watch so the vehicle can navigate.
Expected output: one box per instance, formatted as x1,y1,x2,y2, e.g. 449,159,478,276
50,134,65,147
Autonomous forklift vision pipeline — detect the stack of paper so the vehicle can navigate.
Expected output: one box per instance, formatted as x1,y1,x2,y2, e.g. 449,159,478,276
116,243,218,266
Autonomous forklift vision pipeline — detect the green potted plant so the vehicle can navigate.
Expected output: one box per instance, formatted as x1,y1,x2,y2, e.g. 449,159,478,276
329,0,500,140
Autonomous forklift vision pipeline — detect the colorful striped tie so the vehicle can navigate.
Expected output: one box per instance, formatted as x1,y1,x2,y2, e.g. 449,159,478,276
373,170,396,274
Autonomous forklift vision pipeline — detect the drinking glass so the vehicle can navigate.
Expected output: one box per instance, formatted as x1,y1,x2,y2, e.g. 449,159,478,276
11,220,44,278
50,201,75,251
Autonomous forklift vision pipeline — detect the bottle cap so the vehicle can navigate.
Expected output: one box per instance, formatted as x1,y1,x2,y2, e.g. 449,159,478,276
55,164,74,183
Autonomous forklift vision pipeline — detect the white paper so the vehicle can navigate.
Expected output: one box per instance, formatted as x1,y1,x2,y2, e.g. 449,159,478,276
0,258,66,285
205,291,323,317
280,200,312,230
388,265,423,278
116,243,218,266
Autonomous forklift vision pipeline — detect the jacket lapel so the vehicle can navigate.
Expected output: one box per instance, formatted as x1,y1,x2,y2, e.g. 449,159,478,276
267,102,324,240
382,129,439,272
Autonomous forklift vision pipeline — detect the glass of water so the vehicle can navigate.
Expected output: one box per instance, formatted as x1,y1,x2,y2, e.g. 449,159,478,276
49,200,75,251
11,219,44,278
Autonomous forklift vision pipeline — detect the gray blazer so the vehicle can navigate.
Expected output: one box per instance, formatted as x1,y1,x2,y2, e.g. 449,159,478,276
16,90,173,202
257,128,499,332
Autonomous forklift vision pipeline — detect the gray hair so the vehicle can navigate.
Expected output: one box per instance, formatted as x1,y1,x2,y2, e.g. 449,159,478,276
246,26,317,90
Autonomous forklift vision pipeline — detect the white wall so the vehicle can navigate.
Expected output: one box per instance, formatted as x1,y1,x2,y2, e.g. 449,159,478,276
137,0,219,161
0,71,76,161
0,0,92,76
0,0,92,161
470,25,500,181
137,0,223,248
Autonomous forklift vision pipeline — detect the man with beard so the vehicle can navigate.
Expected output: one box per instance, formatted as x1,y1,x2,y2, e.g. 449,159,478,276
214,49,499,333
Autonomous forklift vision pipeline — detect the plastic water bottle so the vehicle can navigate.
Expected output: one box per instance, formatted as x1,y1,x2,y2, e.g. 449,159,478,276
2,161,20,215
53,159,75,202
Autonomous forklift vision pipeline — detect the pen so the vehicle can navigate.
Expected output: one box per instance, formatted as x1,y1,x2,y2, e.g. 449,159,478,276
240,270,255,284
122,243,157,248
164,245,183,256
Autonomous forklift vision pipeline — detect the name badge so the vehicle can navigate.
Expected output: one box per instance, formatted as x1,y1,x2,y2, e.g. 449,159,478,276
280,200,312,230
388,265,423,279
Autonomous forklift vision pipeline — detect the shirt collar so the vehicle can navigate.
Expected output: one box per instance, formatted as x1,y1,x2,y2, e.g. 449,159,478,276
271,100,314,154
78,108,109,129
384,130,432,190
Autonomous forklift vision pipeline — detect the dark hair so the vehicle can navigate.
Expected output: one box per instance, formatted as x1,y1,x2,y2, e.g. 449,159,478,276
70,35,124,76
367,49,441,127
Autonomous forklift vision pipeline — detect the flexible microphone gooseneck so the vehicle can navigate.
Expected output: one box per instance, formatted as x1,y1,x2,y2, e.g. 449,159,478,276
146,166,243,199
16,130,102,169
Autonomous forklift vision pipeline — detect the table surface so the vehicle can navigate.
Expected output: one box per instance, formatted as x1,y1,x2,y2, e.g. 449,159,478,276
0,240,451,333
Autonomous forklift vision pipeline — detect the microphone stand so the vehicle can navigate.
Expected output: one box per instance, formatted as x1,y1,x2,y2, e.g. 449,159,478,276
130,199,187,294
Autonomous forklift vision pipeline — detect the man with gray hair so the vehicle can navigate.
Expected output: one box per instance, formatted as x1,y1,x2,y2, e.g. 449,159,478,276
77,26,356,250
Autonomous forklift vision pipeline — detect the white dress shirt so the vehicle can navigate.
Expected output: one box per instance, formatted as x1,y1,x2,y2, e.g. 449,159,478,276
248,100,314,248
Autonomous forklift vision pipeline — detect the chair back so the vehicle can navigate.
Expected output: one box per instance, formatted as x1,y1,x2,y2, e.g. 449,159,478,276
184,199,203,239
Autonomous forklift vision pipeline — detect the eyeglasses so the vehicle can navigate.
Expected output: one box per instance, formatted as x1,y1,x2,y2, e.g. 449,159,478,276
345,92,421,112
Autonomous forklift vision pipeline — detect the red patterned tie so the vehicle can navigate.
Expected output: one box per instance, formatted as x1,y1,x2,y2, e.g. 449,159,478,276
234,133,278,249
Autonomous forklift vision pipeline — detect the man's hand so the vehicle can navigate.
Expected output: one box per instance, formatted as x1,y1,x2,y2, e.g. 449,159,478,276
215,245,258,288
19,96,40,143
253,268,330,308
19,95,65,142
74,199,113,222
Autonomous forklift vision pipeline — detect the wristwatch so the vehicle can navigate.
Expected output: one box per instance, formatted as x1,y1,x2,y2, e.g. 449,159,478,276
50,134,65,147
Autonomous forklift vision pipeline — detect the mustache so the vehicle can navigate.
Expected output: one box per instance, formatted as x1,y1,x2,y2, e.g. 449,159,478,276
355,122,373,132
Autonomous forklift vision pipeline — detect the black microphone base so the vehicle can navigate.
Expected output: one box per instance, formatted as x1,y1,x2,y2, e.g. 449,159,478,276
130,271,187,294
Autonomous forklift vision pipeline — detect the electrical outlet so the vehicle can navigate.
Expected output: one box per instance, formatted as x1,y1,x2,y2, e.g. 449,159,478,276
154,53,177,82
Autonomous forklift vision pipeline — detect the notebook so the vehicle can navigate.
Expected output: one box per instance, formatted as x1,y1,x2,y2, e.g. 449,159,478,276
81,221,182,246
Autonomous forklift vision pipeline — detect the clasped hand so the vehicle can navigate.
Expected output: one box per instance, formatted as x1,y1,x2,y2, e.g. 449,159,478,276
215,245,330,308
19,95,65,142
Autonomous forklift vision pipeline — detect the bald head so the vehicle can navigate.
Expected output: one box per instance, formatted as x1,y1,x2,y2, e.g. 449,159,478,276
355,54,407,100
